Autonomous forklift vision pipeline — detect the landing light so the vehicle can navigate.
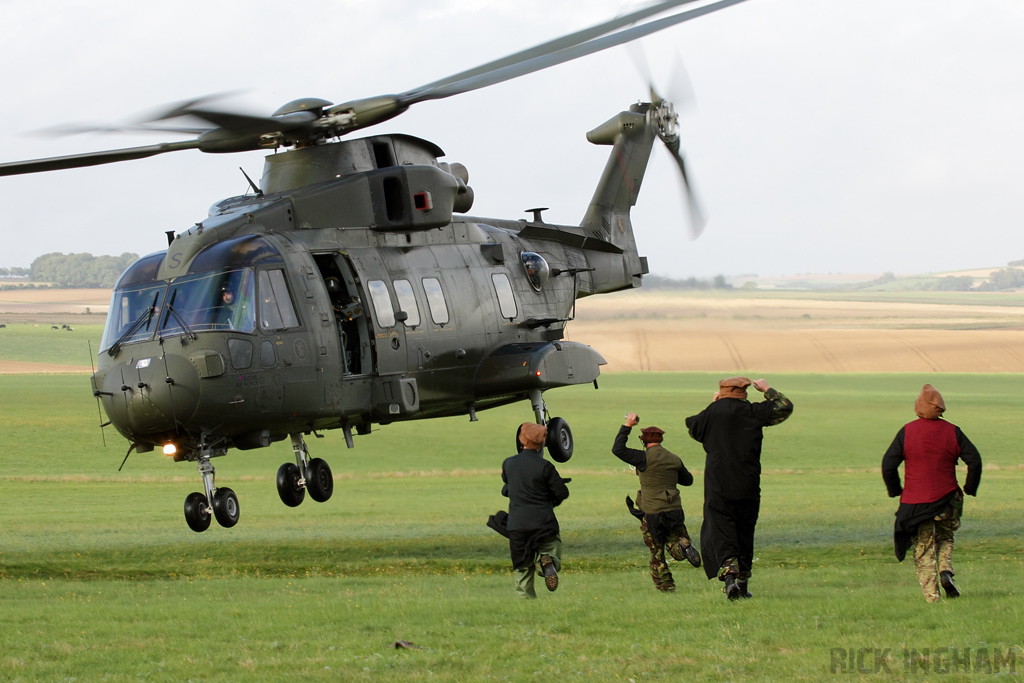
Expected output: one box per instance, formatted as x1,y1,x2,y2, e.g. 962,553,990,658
163,443,177,456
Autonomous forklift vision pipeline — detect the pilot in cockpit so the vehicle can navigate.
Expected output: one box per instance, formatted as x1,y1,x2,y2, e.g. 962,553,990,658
216,283,237,328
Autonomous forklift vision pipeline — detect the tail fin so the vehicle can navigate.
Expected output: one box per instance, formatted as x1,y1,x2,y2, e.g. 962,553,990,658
579,103,657,294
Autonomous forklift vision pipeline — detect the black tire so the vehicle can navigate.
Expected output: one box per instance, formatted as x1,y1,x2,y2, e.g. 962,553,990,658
212,487,240,528
276,462,306,507
184,492,211,532
546,417,573,463
306,458,334,503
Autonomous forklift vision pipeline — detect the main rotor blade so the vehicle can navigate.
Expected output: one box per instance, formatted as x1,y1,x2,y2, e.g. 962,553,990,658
0,140,202,177
34,123,214,137
166,108,317,136
402,0,704,99
402,0,750,106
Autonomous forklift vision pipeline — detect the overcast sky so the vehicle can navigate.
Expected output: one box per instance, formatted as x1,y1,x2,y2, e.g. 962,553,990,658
1,0,1021,278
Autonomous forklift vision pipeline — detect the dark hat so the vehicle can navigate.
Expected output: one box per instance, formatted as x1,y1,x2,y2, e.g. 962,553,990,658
640,426,665,444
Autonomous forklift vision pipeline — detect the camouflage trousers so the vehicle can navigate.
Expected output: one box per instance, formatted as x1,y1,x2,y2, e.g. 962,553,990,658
640,517,692,592
912,495,963,603
716,556,752,581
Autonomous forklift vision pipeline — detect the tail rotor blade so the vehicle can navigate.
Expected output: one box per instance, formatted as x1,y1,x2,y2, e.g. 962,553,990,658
661,132,706,238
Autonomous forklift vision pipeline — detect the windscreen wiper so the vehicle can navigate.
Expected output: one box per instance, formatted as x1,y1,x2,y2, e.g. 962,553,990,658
160,288,197,341
108,292,159,357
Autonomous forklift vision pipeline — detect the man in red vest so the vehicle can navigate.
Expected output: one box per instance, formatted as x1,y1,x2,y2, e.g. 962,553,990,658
882,384,982,602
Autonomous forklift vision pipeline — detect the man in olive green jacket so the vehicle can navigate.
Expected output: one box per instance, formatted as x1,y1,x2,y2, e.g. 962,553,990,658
613,413,700,591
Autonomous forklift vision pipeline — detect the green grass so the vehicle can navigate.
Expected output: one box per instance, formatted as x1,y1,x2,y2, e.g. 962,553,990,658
1,372,1022,681
0,322,104,365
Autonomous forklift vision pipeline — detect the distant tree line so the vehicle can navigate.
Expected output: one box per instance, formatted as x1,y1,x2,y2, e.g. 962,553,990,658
853,268,1024,293
29,252,139,288
0,266,31,278
975,268,1024,291
644,274,734,290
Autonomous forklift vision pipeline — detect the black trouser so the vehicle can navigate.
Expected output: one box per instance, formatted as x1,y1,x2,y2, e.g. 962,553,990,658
700,496,760,580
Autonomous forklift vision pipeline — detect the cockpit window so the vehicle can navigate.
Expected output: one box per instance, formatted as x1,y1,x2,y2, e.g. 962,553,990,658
521,252,550,291
258,269,300,331
188,235,284,274
115,252,166,287
160,269,256,335
100,284,165,352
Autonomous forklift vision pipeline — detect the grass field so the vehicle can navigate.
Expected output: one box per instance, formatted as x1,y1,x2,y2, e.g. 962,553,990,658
1,370,1022,681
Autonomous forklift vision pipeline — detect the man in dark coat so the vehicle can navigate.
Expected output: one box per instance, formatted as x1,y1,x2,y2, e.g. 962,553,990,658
685,377,793,600
500,422,570,598
882,384,982,602
612,413,701,592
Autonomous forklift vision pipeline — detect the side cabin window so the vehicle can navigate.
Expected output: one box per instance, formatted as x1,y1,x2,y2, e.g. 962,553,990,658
422,277,449,326
491,273,518,320
367,280,395,328
259,269,300,331
393,279,420,328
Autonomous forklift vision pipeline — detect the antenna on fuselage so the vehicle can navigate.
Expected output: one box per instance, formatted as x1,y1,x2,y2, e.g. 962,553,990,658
239,167,264,197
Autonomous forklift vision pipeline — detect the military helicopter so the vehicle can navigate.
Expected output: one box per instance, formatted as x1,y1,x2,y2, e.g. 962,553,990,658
0,0,747,531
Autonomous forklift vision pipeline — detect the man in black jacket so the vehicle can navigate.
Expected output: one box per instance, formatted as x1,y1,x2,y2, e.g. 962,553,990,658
612,413,701,592
686,377,793,600
501,422,570,598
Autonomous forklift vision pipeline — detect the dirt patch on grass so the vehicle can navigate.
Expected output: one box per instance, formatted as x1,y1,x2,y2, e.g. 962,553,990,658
0,360,91,374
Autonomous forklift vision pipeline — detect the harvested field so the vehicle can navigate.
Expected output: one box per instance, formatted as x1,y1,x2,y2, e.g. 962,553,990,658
0,287,110,312
568,291,1024,373
4,287,1024,373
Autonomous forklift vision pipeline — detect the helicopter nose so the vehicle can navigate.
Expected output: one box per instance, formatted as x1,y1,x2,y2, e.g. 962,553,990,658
100,354,200,439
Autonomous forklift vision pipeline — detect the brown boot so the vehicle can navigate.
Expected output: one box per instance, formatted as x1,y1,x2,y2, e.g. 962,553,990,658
540,554,558,592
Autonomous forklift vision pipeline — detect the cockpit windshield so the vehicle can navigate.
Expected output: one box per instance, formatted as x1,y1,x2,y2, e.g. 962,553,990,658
101,284,165,352
100,269,258,352
99,237,287,353
160,269,256,335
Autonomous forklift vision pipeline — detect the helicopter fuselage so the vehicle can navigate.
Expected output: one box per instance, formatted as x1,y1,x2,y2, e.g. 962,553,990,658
93,116,656,462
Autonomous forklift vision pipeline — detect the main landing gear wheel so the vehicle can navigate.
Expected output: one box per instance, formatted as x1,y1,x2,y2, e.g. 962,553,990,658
277,462,306,507
546,417,573,463
306,457,334,503
184,492,211,532
212,487,240,528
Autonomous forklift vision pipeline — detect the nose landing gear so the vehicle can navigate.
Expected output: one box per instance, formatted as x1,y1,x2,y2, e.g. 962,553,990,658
275,433,334,507
183,447,240,532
